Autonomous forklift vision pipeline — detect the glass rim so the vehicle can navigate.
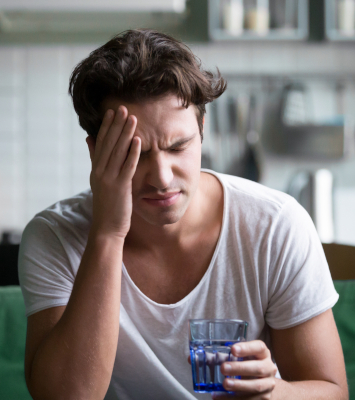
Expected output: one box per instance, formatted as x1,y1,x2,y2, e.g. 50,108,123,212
189,318,248,326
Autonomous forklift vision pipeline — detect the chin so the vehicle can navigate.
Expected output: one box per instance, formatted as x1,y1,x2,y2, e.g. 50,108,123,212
141,209,186,226
135,200,190,227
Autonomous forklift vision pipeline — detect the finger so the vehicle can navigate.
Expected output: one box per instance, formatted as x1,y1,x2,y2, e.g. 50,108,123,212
231,341,270,360
94,109,115,163
221,359,276,378
95,106,128,172
187,355,191,365
106,115,137,177
223,376,276,395
120,136,141,181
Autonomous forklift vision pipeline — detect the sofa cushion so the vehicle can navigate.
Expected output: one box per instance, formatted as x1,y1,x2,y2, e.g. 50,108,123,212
333,280,355,400
0,286,31,400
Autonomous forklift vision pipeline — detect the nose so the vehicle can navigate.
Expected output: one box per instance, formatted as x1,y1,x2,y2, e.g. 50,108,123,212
146,151,174,191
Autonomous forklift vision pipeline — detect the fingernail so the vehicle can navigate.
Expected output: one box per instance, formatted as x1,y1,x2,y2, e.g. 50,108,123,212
226,378,234,387
106,110,114,118
234,345,242,353
224,363,232,372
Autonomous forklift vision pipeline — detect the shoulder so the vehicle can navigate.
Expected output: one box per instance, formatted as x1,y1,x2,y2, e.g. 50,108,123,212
19,189,92,281
32,189,92,230
202,170,316,251
202,169,297,217
18,192,92,317
22,189,92,246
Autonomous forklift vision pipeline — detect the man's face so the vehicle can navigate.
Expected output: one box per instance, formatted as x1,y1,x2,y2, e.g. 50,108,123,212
101,94,202,227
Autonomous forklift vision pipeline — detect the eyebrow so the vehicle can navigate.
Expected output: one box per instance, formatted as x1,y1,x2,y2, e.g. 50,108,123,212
140,133,197,155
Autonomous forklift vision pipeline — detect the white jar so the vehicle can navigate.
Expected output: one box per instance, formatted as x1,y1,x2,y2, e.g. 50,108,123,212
223,0,244,35
245,0,269,35
338,0,355,35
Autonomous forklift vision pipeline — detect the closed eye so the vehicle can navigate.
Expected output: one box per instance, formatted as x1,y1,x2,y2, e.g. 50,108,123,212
170,147,186,152
139,133,197,157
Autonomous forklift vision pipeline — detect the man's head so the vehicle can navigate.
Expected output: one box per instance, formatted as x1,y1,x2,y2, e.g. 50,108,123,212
68,29,226,140
69,30,227,227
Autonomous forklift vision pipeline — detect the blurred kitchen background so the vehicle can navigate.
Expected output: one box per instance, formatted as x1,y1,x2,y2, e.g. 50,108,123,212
0,0,355,246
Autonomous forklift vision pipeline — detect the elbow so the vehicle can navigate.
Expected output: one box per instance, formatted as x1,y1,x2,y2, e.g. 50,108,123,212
28,385,90,400
27,375,108,400
332,380,349,400
340,385,349,400
27,376,81,400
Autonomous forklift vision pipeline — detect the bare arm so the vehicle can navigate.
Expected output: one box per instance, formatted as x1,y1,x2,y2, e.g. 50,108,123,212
25,106,141,400
214,309,348,400
270,309,348,400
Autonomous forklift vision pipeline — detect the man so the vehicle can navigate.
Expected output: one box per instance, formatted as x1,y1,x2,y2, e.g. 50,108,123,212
19,29,348,400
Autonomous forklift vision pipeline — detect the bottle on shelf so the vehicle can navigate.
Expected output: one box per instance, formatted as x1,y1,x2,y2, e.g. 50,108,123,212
245,0,270,35
338,0,355,36
222,0,244,35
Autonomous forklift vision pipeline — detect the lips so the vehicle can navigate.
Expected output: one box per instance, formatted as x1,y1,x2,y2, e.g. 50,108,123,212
142,192,181,207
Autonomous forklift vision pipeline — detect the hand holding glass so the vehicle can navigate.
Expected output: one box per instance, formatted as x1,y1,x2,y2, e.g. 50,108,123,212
189,319,248,393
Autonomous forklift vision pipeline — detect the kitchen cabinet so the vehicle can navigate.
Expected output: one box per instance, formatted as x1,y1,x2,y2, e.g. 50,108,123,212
0,0,186,12
0,0,186,42
0,0,207,44
209,0,309,41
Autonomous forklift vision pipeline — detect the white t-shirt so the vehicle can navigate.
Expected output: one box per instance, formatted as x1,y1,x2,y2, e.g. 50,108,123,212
18,169,339,400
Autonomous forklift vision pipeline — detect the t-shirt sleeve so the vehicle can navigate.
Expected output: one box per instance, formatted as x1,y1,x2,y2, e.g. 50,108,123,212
18,216,75,317
265,198,339,329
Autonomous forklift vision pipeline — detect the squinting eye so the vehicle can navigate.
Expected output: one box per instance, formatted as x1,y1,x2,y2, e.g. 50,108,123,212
170,147,185,152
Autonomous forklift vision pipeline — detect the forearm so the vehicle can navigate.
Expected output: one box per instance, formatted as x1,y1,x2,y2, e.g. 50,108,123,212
28,231,124,400
273,379,348,400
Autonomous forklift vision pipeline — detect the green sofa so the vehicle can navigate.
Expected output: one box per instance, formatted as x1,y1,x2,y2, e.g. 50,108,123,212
1,282,354,400
0,286,32,400
333,280,355,399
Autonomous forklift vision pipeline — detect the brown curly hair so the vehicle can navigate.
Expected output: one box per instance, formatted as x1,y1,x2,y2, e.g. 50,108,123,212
69,29,227,139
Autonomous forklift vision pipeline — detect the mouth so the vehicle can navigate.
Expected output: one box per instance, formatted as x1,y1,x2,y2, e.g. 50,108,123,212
142,192,181,207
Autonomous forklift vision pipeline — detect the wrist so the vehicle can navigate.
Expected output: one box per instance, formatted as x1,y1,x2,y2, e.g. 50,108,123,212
270,377,283,400
88,227,126,250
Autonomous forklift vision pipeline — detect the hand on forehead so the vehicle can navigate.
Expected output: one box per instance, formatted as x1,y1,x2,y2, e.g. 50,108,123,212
101,95,200,149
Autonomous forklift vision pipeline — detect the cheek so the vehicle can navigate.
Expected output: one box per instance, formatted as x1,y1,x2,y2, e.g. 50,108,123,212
172,149,201,192
181,149,201,195
179,146,201,173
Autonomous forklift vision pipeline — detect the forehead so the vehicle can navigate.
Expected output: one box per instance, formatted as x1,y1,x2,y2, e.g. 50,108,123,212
101,94,199,143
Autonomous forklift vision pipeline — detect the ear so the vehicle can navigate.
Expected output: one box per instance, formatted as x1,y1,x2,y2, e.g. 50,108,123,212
86,136,96,162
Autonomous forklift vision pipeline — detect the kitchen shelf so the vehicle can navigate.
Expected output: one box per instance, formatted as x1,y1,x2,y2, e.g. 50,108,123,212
208,0,308,41
325,0,355,40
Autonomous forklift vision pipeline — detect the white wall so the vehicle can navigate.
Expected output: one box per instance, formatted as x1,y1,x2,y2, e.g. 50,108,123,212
0,45,95,231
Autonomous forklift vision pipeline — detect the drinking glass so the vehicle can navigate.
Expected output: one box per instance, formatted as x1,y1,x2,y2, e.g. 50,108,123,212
189,319,248,393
